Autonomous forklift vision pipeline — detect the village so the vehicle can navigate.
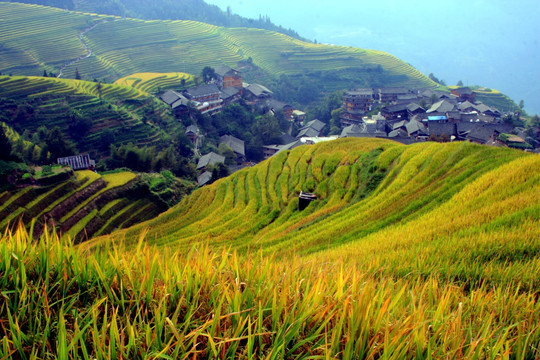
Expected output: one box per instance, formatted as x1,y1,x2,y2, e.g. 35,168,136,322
155,65,535,186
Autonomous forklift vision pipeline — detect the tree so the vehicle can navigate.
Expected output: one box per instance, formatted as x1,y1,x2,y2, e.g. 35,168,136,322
457,80,463,86
45,127,76,160
75,67,81,80
428,73,440,84
43,70,48,77
201,66,216,83
0,125,12,161
519,100,525,110
210,162,229,183
218,143,236,165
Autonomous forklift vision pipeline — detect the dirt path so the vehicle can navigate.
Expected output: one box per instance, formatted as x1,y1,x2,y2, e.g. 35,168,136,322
57,19,115,78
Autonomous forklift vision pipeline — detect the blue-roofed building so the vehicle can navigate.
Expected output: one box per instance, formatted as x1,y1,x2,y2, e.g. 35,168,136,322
426,115,448,123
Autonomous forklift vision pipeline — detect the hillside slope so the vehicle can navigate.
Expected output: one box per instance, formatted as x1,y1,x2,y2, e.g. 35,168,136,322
0,169,194,242
95,138,539,287
0,2,435,90
0,75,178,157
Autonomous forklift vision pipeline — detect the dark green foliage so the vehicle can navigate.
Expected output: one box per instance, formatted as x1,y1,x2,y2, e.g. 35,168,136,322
45,127,76,160
201,66,216,83
210,162,229,183
107,143,196,179
0,125,12,161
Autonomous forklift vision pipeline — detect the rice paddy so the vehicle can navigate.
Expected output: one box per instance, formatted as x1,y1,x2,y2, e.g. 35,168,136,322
0,2,435,89
0,170,162,242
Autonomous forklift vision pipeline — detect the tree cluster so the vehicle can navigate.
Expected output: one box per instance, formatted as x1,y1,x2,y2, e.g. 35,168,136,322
106,143,196,179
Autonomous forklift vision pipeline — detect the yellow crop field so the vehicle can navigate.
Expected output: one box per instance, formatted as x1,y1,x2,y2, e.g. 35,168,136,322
2,138,539,358
114,72,195,93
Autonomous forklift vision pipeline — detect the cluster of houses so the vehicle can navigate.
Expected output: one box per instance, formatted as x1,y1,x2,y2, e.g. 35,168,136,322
195,134,247,186
338,87,517,145
159,66,532,186
159,64,308,185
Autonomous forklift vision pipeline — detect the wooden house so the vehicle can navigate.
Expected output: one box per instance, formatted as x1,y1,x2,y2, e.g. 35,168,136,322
57,154,95,171
214,65,242,89
220,135,246,164
451,87,476,102
196,152,225,171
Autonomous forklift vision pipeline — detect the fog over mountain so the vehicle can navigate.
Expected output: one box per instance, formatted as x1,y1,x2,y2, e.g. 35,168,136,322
207,0,540,115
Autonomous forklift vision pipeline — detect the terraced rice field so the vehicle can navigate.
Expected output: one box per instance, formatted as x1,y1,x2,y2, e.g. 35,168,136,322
114,72,195,93
64,138,538,358
0,75,176,154
0,170,162,242
0,2,436,89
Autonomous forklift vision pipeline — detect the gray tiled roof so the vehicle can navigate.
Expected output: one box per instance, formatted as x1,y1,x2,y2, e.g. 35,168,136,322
197,171,213,186
160,90,183,105
246,83,273,97
220,135,245,157
300,119,326,132
427,100,455,113
197,152,225,170
184,84,220,99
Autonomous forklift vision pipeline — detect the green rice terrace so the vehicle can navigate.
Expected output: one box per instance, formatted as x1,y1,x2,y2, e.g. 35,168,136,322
1,138,538,359
0,75,178,157
0,2,436,90
0,168,194,242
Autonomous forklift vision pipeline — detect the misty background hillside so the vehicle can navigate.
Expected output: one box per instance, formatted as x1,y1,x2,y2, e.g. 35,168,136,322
206,0,540,116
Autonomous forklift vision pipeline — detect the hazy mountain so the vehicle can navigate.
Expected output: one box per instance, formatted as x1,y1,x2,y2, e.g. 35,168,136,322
206,0,540,115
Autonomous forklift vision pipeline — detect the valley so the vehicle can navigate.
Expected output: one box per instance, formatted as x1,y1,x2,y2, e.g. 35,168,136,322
0,1,538,358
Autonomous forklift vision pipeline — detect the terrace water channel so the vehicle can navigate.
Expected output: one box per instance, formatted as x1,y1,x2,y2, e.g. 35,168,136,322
57,19,120,78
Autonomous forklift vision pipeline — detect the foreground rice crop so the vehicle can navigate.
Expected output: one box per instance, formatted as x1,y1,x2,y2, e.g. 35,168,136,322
1,224,538,359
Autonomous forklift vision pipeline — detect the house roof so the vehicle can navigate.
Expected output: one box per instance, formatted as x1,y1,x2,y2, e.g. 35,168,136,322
220,135,245,156
276,140,304,155
220,86,240,99
454,87,474,95
214,64,239,77
184,84,220,99
197,171,213,186
300,119,326,132
171,95,190,109
279,133,295,145
466,124,498,143
160,90,183,105
388,129,408,138
457,101,477,111
406,103,425,112
57,154,95,170
405,120,427,136
297,127,321,138
346,89,374,96
267,99,293,111
428,123,456,137
383,103,409,113
246,83,273,97
197,152,225,170
340,122,386,137
379,87,408,95
185,125,199,134
427,100,455,113
392,120,408,130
